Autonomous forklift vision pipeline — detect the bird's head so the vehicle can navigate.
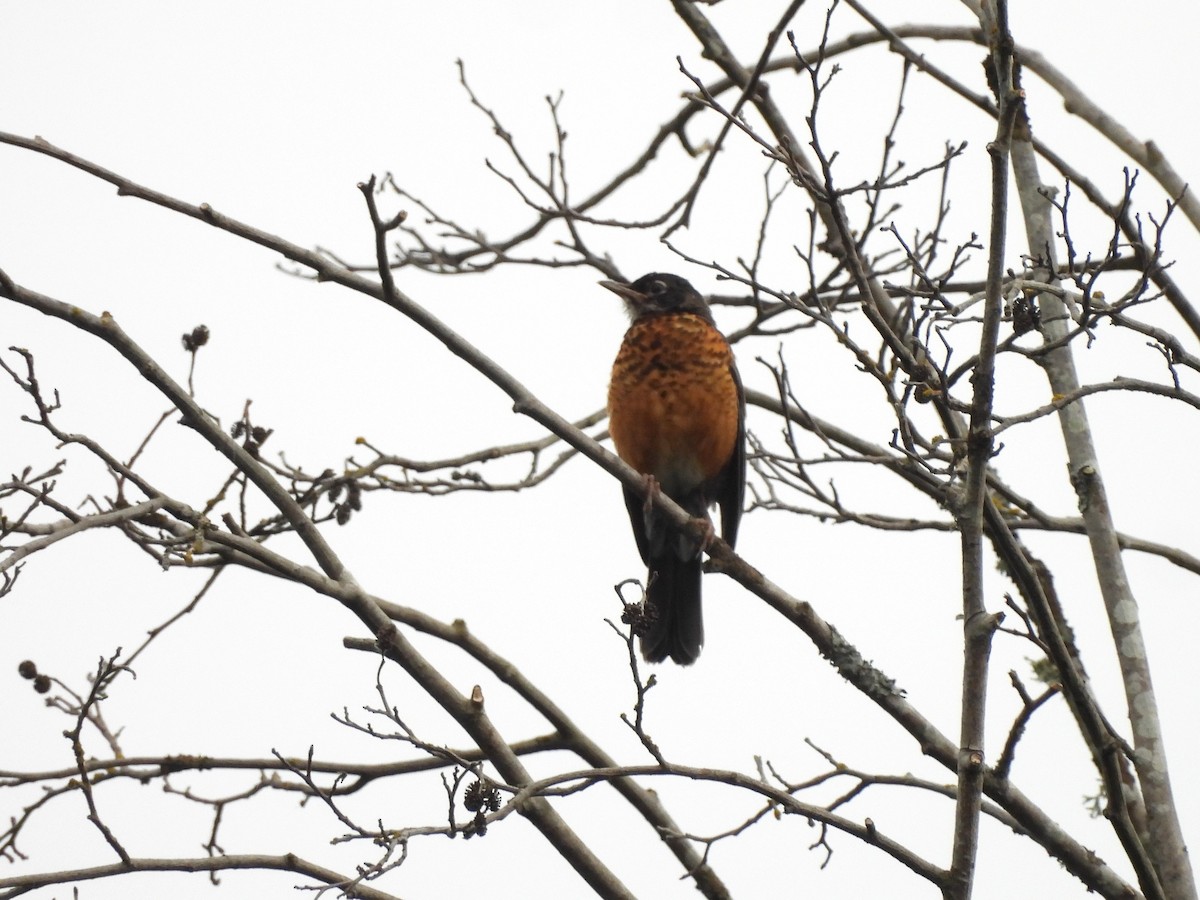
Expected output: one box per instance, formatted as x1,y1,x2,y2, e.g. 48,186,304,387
599,273,714,325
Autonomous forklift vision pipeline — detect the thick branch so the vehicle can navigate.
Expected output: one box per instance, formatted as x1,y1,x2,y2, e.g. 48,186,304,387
1006,48,1195,900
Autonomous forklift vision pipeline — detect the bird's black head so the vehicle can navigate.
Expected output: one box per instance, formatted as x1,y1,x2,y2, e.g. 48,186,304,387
599,273,714,324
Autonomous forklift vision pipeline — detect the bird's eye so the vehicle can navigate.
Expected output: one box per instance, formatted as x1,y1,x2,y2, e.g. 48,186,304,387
649,280,667,295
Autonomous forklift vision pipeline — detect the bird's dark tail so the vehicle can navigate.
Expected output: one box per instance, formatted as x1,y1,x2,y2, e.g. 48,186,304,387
640,555,703,665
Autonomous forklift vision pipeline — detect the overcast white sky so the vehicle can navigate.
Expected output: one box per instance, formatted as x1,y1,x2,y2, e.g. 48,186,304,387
3,2,1200,898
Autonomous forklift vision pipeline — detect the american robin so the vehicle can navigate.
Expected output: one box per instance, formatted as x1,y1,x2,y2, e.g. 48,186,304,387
603,273,745,665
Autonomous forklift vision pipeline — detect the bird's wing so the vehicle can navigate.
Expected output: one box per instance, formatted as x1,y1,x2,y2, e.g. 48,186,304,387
718,358,746,550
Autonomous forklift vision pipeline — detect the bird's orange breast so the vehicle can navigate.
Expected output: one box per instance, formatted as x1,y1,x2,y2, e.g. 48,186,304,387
608,313,739,498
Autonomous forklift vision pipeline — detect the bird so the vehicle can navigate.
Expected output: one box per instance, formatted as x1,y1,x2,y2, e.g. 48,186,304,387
603,273,745,665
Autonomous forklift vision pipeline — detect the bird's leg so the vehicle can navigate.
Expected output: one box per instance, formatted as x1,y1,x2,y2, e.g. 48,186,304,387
690,514,716,557
640,474,661,532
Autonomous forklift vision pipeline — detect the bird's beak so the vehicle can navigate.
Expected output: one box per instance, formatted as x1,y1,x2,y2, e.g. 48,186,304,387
598,280,646,304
